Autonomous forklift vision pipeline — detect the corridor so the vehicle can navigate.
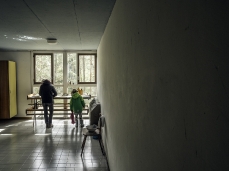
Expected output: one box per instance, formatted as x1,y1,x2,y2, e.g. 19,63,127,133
0,118,108,171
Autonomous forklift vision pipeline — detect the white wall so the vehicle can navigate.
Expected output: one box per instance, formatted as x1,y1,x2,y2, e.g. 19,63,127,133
0,52,31,117
97,0,229,170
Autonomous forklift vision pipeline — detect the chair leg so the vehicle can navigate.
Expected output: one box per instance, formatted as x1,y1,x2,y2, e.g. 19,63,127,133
33,114,36,127
33,115,35,127
81,135,87,156
81,135,87,149
98,137,105,155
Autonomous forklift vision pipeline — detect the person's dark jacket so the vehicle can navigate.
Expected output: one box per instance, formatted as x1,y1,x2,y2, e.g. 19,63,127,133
39,80,57,103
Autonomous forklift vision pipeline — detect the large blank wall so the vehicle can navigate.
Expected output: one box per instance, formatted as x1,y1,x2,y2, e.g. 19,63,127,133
97,0,229,170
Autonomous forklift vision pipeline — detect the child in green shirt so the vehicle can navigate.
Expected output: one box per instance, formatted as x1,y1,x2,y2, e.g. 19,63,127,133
70,89,85,127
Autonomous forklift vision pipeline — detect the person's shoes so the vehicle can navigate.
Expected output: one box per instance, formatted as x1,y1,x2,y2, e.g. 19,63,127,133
75,119,78,127
49,123,53,128
80,119,84,127
46,124,49,128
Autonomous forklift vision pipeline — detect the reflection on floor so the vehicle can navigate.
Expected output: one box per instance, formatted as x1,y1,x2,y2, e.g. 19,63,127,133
0,118,108,171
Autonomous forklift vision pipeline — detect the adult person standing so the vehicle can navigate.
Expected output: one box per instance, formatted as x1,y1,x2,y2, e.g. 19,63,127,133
39,79,57,128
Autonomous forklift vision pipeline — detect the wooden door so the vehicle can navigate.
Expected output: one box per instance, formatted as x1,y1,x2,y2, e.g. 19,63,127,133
0,61,17,119
0,61,10,118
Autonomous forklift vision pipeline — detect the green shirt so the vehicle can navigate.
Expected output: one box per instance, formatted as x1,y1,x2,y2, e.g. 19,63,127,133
70,92,85,113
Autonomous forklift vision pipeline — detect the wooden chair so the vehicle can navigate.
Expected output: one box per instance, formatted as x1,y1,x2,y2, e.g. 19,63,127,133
81,116,105,156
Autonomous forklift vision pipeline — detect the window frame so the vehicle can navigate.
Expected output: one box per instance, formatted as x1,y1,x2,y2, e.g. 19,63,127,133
33,53,53,84
33,52,97,96
77,53,97,84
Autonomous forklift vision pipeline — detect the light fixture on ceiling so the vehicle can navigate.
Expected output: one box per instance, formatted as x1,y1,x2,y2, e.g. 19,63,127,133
47,38,57,45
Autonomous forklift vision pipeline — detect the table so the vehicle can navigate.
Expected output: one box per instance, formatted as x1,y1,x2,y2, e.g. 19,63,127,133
27,94,91,108
26,94,91,126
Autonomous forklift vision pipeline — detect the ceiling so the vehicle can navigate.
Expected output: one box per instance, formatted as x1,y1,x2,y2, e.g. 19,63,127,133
0,0,116,51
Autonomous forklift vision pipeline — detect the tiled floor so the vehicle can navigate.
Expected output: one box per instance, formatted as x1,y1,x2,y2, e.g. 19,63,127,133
0,118,109,171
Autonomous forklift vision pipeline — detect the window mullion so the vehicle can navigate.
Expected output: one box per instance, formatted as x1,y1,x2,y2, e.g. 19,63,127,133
63,52,68,94
51,54,54,84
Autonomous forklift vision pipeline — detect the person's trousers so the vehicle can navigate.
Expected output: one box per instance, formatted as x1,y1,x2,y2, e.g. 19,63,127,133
75,112,83,125
42,103,54,124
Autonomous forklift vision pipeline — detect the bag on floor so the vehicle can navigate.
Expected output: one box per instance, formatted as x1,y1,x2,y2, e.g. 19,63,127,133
70,113,75,124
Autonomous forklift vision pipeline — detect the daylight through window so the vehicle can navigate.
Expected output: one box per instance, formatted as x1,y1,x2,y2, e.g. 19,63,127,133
33,53,97,96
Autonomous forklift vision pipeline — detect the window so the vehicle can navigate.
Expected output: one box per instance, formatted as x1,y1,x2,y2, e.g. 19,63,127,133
67,53,77,85
78,54,96,84
33,52,97,96
54,53,63,85
34,53,53,84
34,53,63,85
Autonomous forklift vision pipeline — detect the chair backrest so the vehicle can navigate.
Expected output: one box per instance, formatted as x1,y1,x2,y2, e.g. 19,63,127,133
98,115,105,130
100,115,105,127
